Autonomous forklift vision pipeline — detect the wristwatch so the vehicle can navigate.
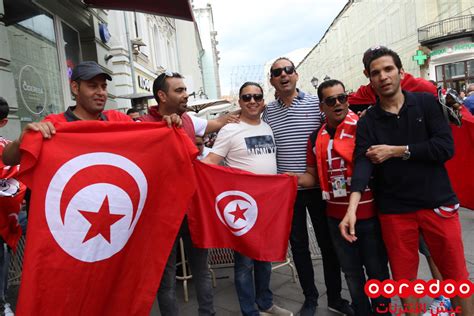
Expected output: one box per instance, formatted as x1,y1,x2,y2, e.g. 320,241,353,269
402,145,410,160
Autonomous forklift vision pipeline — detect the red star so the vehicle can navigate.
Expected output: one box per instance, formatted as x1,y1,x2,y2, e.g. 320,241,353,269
229,204,248,223
79,196,125,243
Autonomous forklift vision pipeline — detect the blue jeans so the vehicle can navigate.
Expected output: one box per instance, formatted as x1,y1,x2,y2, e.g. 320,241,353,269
234,252,273,316
157,217,215,316
290,189,342,304
328,217,391,316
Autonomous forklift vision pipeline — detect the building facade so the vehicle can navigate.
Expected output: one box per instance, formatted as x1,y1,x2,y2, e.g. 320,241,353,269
297,0,473,94
0,0,206,137
192,0,221,99
0,0,116,138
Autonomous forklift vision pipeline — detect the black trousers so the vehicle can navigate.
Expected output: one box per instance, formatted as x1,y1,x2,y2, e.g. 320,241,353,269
289,188,342,304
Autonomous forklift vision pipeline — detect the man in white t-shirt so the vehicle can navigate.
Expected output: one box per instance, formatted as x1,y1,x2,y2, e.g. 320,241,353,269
203,82,292,316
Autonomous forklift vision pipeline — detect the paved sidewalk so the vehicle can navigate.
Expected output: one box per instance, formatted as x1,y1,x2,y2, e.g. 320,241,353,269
150,208,474,315
7,209,474,315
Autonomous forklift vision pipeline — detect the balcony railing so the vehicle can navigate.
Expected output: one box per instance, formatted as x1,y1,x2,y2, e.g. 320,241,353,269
418,15,474,45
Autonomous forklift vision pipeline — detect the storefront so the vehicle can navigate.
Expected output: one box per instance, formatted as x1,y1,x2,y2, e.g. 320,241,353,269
0,0,111,136
428,40,474,93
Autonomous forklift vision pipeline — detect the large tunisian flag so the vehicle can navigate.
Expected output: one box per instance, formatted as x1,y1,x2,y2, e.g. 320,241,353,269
188,161,297,262
349,74,474,210
16,121,197,315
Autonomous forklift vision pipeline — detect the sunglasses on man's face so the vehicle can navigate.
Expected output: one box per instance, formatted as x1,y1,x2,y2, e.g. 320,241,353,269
322,93,348,107
270,66,295,78
240,94,264,102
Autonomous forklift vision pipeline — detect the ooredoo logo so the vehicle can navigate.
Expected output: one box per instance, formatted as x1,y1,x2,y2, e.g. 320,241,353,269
365,279,474,299
215,190,258,236
45,152,148,262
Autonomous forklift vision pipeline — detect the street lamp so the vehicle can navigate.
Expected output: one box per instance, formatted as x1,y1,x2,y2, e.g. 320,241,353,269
324,75,331,81
311,76,319,89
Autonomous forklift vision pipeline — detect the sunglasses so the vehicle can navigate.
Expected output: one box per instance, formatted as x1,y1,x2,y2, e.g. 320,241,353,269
241,94,264,102
156,70,175,90
270,66,295,77
322,94,348,107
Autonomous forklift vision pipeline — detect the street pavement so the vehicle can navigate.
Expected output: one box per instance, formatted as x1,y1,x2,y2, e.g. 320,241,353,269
150,208,474,315
7,208,474,315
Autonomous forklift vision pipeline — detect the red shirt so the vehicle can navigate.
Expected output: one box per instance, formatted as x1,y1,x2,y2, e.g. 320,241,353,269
44,107,132,123
306,130,376,220
140,106,196,141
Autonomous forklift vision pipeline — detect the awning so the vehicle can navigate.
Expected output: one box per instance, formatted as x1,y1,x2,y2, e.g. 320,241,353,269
187,99,232,113
83,0,194,21
117,92,154,99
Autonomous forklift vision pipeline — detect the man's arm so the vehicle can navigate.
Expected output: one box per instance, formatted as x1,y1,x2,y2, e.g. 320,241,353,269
350,117,375,194
287,166,317,187
201,152,224,165
408,93,455,162
3,121,56,166
205,112,240,134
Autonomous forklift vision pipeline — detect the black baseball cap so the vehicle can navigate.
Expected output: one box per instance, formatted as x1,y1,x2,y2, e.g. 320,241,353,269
71,61,112,81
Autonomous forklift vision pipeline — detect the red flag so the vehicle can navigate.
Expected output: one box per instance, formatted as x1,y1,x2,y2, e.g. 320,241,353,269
446,108,474,209
188,161,297,262
16,121,197,315
0,139,26,251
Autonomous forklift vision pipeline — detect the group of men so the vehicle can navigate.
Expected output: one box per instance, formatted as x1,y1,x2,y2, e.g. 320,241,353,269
0,43,472,316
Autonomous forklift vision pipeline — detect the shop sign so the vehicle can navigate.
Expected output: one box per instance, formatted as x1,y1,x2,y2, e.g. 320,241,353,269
137,75,151,92
18,65,47,115
430,43,474,57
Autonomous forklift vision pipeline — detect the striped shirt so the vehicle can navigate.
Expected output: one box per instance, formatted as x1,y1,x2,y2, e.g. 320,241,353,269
262,90,324,175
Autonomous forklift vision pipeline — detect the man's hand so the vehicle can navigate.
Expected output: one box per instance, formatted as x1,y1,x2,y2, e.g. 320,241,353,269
217,111,240,125
339,211,358,243
206,111,241,134
162,113,182,128
366,144,403,164
21,121,56,140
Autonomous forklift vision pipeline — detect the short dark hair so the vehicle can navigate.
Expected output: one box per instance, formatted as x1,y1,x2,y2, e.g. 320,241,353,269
152,71,184,104
270,57,295,71
363,46,403,74
239,82,263,96
317,79,346,101
0,97,9,120
126,108,139,115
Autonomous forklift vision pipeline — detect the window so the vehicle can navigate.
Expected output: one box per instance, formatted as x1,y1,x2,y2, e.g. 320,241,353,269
5,6,64,125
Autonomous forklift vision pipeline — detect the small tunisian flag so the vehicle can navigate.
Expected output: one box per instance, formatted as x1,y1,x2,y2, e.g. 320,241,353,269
188,161,297,262
0,139,26,250
16,121,197,315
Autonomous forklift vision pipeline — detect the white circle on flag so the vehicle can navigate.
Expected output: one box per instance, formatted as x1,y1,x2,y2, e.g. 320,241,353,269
45,152,148,262
215,190,258,236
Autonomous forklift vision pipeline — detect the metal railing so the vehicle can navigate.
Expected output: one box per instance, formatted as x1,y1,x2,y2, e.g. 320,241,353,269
418,15,474,45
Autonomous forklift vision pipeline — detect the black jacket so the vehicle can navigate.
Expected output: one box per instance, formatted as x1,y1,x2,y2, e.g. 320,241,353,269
351,91,458,213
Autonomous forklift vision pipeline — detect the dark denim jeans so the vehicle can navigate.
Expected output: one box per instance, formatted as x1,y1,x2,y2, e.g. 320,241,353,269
328,216,391,316
157,217,215,316
234,252,273,316
290,189,342,304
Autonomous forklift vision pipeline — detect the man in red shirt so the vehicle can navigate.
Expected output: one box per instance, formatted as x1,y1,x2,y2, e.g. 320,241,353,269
142,71,238,316
2,61,179,165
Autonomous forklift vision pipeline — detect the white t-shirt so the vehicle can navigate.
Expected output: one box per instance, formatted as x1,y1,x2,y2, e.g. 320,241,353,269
211,121,277,175
190,115,207,137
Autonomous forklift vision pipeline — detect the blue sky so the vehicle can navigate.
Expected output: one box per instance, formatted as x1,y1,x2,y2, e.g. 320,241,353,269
208,0,348,95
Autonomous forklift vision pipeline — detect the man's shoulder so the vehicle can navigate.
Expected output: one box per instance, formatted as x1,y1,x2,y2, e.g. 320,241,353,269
103,110,132,122
44,112,67,123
